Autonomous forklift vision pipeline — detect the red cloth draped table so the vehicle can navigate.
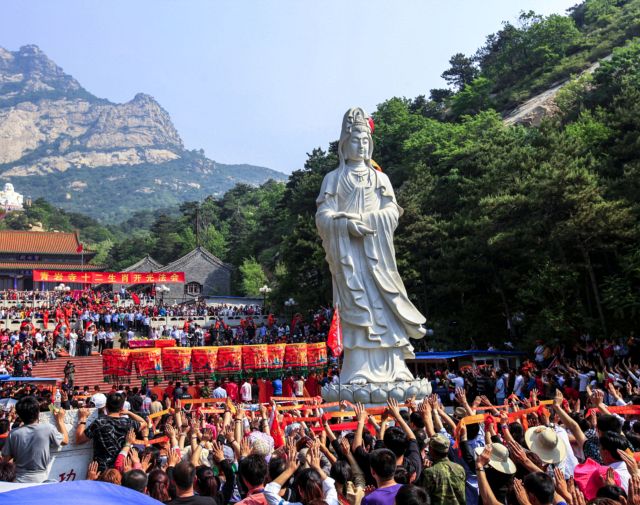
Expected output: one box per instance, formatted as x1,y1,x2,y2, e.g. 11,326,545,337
162,347,192,379
242,345,269,372
155,339,176,348
102,349,132,382
191,347,218,378
130,348,163,378
217,346,242,375
128,339,155,349
266,344,286,371
306,342,328,370
284,343,308,369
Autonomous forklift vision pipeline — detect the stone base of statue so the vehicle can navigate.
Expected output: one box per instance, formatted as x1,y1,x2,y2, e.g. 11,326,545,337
321,377,432,406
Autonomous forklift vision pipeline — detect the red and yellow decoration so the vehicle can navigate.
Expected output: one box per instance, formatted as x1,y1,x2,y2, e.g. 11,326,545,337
33,270,185,284
103,343,328,382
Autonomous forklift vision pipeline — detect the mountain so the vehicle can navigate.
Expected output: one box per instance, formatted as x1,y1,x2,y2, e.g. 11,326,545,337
0,45,285,222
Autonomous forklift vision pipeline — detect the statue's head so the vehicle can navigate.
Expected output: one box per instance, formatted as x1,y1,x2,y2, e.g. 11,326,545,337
338,107,374,166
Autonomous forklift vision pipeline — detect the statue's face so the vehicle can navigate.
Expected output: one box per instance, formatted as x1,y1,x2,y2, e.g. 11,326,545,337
344,131,369,162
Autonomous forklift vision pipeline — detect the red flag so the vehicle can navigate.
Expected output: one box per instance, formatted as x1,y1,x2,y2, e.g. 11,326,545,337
76,243,83,253
270,409,285,449
327,307,343,356
131,293,141,305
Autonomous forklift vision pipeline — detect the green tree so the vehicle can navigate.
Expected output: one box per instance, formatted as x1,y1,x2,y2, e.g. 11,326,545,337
239,257,268,296
441,53,478,91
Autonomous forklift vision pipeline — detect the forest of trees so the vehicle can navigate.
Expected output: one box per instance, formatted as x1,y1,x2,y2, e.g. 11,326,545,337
2,0,640,350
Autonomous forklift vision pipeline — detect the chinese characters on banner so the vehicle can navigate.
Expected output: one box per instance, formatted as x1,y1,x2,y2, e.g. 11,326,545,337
33,270,185,284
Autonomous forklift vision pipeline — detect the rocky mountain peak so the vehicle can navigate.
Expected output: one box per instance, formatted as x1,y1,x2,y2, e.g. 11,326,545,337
0,44,86,102
0,44,285,221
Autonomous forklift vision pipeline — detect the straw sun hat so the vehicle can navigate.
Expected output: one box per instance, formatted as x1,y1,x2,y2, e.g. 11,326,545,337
474,443,517,474
524,426,567,464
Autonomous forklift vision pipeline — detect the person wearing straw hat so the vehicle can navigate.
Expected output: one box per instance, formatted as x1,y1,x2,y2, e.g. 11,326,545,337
474,443,516,504
524,426,567,466
474,444,517,505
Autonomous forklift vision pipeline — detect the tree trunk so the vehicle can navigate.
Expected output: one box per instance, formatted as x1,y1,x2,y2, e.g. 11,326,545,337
495,275,513,338
581,245,607,337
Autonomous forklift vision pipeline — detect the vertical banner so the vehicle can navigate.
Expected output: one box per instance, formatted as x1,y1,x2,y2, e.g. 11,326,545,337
191,347,218,376
102,349,132,381
307,342,328,368
242,344,269,371
129,348,163,378
267,344,286,370
162,347,192,378
217,346,242,373
284,343,308,368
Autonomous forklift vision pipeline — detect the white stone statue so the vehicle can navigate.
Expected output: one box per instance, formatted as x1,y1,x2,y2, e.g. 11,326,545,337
316,107,426,385
0,182,24,211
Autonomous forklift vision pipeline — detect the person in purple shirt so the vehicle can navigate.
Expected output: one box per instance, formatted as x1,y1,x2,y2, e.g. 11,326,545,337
362,449,401,505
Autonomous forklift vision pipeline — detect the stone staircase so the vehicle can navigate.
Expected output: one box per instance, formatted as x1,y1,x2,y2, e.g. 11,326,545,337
31,354,180,392
32,354,106,390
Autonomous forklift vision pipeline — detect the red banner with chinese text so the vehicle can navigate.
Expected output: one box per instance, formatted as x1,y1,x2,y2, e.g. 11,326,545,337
192,347,218,375
242,345,269,370
284,343,308,368
33,270,185,284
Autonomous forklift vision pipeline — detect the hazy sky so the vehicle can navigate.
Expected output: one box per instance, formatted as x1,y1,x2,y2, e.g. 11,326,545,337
1,1,579,174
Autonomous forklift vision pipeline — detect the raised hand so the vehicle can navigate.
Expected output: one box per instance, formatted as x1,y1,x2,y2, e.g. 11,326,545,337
553,466,570,501
618,448,640,477
507,440,529,464
309,441,322,470
141,453,152,472
476,444,492,469
340,437,351,456
87,460,99,481
126,428,136,446
513,478,533,505
386,398,401,419
553,389,564,408
286,445,300,473
629,474,640,505
354,402,367,423
240,437,252,458
167,447,181,467
211,441,225,463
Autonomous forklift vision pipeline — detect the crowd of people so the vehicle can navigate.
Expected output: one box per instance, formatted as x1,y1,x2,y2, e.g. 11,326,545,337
0,288,333,378
0,335,639,505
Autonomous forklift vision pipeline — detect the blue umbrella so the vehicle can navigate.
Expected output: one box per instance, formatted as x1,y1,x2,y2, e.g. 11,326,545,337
0,480,163,505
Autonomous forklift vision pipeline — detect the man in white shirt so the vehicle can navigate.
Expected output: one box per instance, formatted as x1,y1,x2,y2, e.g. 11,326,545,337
240,380,252,403
513,371,525,399
84,329,94,356
68,331,78,357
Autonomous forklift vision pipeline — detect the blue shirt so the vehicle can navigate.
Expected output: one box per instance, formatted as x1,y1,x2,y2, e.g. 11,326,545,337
272,379,283,395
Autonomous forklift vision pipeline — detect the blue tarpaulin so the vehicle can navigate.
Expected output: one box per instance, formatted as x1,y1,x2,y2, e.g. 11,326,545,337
0,481,163,504
413,349,525,360
0,375,59,382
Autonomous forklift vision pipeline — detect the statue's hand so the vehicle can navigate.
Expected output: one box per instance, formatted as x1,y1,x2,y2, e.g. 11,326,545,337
347,220,375,237
333,212,360,220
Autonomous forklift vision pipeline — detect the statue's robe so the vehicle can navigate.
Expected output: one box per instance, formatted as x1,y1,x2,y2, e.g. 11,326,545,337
316,165,426,383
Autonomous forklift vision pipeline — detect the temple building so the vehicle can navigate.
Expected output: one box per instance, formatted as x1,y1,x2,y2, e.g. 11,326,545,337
121,246,232,303
0,230,101,290
0,183,24,212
